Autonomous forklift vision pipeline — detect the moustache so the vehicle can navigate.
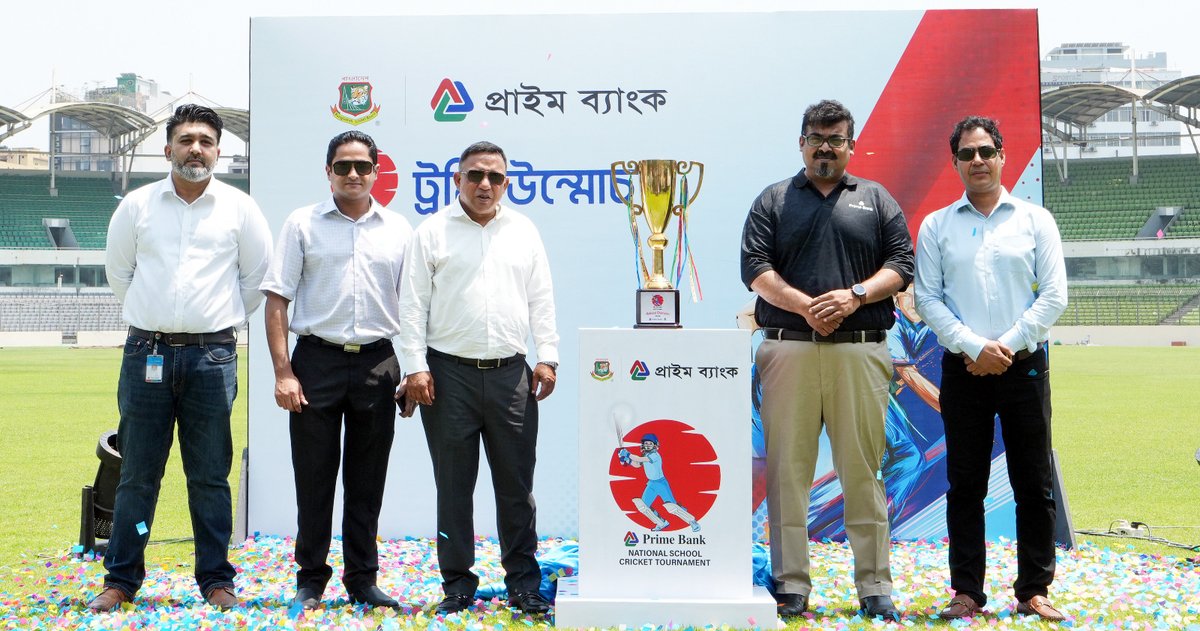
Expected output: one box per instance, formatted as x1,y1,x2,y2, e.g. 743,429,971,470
815,151,837,160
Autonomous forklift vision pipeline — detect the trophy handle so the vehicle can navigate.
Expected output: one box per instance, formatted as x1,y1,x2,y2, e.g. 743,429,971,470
609,161,642,215
675,161,704,213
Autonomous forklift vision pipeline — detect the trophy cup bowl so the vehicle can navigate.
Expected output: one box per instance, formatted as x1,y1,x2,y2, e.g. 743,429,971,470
610,159,704,327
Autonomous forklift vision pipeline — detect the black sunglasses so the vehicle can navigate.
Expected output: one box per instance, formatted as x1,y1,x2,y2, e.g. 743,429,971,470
464,169,506,186
331,160,374,176
803,134,852,148
956,146,999,161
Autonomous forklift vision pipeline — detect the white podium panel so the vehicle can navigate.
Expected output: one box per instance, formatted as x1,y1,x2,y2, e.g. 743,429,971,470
558,328,774,628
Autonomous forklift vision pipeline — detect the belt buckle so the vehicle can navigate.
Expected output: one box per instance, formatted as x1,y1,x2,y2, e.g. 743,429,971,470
343,343,361,353
476,358,501,370
166,334,187,347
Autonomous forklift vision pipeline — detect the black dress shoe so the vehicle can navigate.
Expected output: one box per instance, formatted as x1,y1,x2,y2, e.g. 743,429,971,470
776,592,808,617
435,593,473,614
294,586,321,610
860,594,901,621
348,585,399,609
509,590,552,614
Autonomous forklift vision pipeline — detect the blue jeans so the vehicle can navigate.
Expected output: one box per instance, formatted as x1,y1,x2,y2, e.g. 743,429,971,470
103,334,238,598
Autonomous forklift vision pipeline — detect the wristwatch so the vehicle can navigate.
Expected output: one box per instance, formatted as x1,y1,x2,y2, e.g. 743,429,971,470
538,361,558,373
851,283,867,305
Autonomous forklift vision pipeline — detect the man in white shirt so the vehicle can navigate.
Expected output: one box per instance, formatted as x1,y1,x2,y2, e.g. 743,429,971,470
397,141,559,616
914,115,1068,622
91,104,272,612
261,131,414,610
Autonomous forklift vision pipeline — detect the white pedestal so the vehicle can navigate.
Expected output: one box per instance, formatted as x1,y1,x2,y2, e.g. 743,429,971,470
555,577,777,629
557,329,775,628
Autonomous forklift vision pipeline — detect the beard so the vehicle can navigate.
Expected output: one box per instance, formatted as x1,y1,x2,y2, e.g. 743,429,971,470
811,150,839,180
172,155,215,182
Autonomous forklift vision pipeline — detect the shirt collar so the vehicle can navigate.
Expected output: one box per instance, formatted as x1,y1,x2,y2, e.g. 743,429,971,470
448,199,506,224
158,175,215,204
954,186,1015,215
793,169,858,191
320,196,379,222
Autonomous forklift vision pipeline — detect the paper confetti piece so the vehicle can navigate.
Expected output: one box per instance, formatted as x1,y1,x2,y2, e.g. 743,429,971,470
135,521,149,535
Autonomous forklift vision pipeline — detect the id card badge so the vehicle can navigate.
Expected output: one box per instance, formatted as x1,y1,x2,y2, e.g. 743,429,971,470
145,354,164,383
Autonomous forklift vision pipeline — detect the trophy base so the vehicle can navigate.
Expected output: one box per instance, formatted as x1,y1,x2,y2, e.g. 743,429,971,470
635,289,681,329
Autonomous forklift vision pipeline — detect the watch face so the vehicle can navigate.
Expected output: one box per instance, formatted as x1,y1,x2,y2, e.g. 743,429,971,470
853,284,866,297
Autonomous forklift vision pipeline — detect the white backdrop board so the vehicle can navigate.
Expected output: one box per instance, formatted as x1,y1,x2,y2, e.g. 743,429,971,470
246,9,1043,540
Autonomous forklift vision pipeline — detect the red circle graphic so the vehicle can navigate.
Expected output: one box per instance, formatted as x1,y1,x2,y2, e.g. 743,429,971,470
609,419,720,531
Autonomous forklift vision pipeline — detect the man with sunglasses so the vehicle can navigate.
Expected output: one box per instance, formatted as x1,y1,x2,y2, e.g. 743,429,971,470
261,130,414,610
914,116,1067,622
741,99,912,622
397,141,559,616
92,104,273,612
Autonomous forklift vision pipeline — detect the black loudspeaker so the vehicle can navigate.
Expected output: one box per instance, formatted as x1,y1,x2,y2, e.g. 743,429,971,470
79,430,121,557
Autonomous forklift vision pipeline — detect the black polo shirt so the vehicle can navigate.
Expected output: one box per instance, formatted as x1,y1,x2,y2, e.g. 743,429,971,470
740,169,914,333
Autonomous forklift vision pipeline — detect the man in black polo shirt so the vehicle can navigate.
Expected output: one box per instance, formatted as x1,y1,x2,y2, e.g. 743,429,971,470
740,99,913,622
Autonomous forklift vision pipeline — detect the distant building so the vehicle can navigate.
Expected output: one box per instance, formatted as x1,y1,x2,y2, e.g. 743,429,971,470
0,147,49,169
1042,42,1185,158
51,73,164,172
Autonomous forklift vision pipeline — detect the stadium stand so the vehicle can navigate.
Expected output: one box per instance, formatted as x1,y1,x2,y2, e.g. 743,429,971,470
0,290,124,332
0,171,249,250
1057,284,1200,325
1043,155,1200,240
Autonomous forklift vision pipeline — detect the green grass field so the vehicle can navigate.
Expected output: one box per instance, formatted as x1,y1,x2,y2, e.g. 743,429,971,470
0,344,1197,627
0,347,249,566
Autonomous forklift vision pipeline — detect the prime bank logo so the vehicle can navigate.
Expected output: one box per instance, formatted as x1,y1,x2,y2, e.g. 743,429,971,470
431,78,473,122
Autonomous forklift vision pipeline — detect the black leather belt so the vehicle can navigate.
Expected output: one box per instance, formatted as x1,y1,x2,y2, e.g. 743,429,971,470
299,335,390,353
1014,344,1043,361
762,328,886,344
129,326,236,346
428,347,522,369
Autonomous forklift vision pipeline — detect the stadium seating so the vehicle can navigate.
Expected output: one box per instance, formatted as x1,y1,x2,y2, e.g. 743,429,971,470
1057,284,1200,325
1043,154,1200,240
0,171,249,250
0,291,125,332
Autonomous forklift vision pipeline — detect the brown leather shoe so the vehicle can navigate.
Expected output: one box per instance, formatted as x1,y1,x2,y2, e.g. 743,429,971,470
938,593,983,620
86,586,130,612
1016,595,1065,621
204,585,240,610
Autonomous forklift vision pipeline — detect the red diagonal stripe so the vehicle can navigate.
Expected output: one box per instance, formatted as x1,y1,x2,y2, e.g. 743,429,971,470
852,9,1041,240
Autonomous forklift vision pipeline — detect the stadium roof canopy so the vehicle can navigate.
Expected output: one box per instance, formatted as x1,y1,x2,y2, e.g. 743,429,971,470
1144,75,1200,127
0,104,33,143
1041,83,1147,128
28,102,159,156
212,108,249,144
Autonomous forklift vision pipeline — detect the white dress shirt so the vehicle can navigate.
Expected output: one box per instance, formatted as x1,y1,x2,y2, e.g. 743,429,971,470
105,176,273,333
913,188,1068,360
396,202,559,374
260,197,413,344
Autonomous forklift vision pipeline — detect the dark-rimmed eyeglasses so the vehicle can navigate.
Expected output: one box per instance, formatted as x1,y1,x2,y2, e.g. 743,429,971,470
803,134,852,148
464,170,506,186
955,145,999,161
331,160,374,176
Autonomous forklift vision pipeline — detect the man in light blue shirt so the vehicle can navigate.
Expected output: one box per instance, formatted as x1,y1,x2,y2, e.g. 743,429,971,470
913,116,1067,623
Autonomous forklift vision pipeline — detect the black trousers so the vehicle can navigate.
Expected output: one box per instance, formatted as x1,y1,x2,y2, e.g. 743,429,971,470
421,352,540,597
939,348,1057,606
289,340,399,592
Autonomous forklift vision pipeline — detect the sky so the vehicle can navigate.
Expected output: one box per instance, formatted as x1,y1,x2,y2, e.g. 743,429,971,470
2,0,1198,141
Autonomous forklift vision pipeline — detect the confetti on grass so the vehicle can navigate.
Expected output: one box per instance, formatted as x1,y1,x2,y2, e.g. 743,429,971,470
0,537,1197,630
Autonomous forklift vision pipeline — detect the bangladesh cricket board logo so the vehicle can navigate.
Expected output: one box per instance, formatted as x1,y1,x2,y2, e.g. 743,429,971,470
331,78,381,125
591,359,613,381
431,78,474,122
